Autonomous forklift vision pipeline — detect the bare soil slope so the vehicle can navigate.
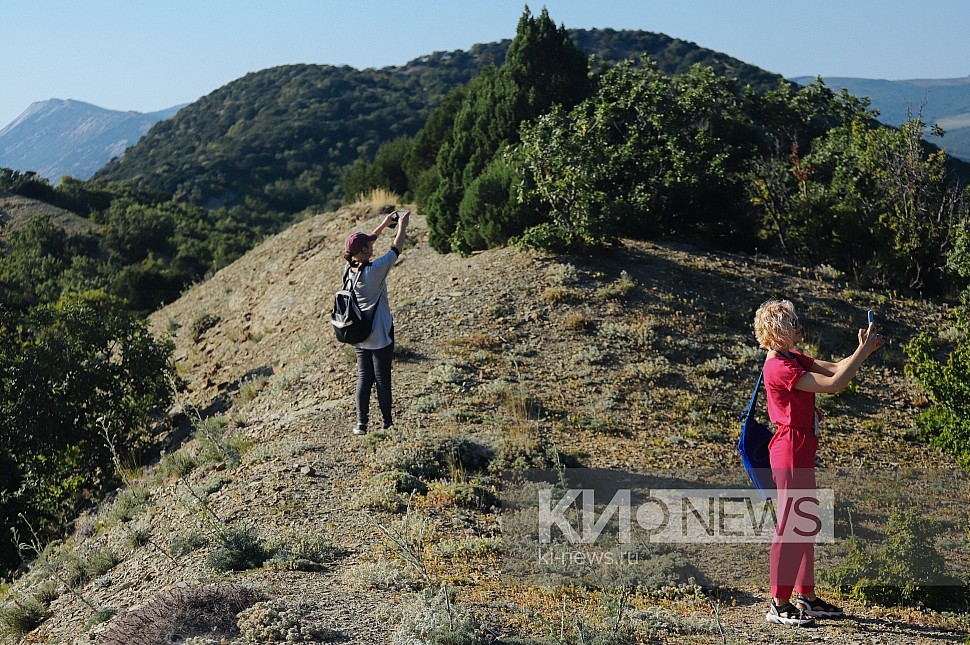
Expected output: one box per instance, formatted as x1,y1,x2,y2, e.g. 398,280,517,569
9,204,968,644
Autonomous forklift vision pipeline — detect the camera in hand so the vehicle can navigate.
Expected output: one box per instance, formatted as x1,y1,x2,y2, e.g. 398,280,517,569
388,209,409,229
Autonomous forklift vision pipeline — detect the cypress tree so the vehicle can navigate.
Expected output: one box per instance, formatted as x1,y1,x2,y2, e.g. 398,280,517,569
424,6,590,253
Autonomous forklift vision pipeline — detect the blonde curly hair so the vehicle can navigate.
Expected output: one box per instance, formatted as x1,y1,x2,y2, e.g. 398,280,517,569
754,299,800,350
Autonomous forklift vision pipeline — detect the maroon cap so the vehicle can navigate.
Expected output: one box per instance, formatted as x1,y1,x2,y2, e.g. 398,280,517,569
344,232,377,255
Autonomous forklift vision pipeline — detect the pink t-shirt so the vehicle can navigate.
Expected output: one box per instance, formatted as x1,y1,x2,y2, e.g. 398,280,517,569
763,350,816,429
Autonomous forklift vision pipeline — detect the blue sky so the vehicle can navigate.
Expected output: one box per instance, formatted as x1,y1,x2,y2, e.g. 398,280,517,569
2,0,968,128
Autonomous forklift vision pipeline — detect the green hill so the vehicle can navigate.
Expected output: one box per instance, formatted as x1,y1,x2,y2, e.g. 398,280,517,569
91,29,785,214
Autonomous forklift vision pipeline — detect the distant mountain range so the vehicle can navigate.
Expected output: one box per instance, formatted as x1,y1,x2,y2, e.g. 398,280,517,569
0,99,184,182
791,76,970,161
3,46,969,191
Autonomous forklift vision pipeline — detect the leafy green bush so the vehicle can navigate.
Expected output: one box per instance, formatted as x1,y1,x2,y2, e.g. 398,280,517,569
0,292,175,576
904,311,970,468
822,507,968,609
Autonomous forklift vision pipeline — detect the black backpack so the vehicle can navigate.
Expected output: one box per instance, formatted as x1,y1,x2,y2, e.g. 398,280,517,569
331,265,377,344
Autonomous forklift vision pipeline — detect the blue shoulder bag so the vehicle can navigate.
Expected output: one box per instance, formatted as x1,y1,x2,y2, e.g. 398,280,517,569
737,371,775,499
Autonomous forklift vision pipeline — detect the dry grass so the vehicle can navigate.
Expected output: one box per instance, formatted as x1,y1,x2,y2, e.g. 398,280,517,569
348,187,402,212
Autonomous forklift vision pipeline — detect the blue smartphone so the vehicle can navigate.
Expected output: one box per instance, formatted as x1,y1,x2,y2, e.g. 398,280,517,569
867,310,876,326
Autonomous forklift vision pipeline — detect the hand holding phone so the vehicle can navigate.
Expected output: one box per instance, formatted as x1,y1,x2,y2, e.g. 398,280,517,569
388,209,410,229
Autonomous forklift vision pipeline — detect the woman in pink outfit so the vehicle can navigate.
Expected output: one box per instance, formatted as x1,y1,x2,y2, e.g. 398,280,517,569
753,299,883,626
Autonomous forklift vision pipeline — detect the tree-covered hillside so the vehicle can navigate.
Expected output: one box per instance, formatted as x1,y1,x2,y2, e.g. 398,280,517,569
91,28,785,214
4,5,970,608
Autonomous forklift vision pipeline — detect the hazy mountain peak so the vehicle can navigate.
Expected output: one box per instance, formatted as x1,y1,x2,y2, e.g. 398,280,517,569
0,98,184,182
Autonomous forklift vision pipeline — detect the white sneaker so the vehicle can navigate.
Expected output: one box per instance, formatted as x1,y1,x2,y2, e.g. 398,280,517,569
353,424,367,435
796,595,844,618
766,600,815,626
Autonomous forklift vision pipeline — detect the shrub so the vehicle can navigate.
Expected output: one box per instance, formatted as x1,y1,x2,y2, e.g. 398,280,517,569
0,593,51,637
341,559,420,592
158,449,197,478
193,416,248,468
105,484,153,524
372,436,493,482
236,598,341,643
564,312,590,332
97,584,264,645
170,531,208,558
905,316,970,469
822,507,969,609
208,527,268,572
490,432,575,472
0,292,176,575
595,271,638,300
264,532,335,572
190,313,221,342
425,481,500,511
391,585,484,645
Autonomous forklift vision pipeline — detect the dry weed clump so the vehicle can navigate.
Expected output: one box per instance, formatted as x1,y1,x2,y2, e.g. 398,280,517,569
340,559,421,592
358,436,495,513
370,435,494,482
348,187,401,212
0,584,55,638
542,286,578,304
489,428,570,472
391,585,483,645
424,480,500,511
595,270,638,300
189,313,221,342
263,531,335,572
353,471,425,512
97,584,265,645
236,598,341,642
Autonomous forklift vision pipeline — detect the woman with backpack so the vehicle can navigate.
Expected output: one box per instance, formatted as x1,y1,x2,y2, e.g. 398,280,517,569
343,210,409,435
753,299,882,626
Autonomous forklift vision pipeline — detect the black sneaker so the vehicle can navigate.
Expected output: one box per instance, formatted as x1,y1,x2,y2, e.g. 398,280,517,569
353,423,367,436
796,594,844,618
766,600,816,626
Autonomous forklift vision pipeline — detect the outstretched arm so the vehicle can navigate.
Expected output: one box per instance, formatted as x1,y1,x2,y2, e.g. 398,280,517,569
392,210,410,251
369,213,397,237
795,324,883,394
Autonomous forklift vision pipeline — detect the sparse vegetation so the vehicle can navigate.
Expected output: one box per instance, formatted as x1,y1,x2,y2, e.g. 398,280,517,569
822,507,969,609
207,526,268,573
97,584,265,645
236,598,341,643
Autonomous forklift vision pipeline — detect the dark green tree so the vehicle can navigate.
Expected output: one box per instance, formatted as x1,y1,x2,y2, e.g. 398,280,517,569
0,292,175,574
406,85,469,207
342,135,412,201
0,216,71,308
425,6,590,253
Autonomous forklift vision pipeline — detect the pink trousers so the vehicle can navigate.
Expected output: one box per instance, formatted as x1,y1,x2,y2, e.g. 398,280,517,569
768,424,819,600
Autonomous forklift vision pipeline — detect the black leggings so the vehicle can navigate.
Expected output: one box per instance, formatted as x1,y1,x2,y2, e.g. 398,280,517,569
355,343,393,429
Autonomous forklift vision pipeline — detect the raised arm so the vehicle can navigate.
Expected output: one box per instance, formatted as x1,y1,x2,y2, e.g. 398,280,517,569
795,324,883,393
392,210,410,251
369,213,397,238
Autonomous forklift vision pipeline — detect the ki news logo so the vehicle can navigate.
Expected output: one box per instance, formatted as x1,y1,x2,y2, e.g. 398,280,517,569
538,487,835,545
